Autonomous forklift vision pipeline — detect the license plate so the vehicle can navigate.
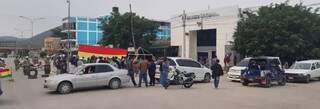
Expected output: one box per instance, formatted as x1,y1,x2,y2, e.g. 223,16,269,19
288,77,294,79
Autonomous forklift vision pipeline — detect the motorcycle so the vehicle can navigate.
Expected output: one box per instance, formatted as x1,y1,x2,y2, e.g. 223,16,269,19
164,68,196,89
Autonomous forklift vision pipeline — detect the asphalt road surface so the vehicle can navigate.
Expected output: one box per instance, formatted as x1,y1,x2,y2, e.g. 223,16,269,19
1,58,320,109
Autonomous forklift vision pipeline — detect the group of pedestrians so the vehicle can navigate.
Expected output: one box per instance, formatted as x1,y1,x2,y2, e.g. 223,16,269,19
126,56,157,87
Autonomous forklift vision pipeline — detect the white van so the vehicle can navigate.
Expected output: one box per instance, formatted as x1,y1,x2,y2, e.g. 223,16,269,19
285,60,320,83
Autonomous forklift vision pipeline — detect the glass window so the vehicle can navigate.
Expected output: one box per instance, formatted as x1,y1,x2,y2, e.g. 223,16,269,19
95,65,114,73
89,18,97,22
84,66,95,74
78,22,87,30
77,32,87,44
237,59,250,67
176,59,201,68
290,63,311,70
89,32,97,45
168,59,176,66
311,64,316,70
78,17,88,21
316,62,320,69
89,23,97,31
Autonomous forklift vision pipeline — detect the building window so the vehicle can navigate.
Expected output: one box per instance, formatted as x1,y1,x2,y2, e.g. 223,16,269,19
77,32,87,44
197,29,216,46
89,23,97,31
78,22,87,30
89,32,97,45
78,17,88,21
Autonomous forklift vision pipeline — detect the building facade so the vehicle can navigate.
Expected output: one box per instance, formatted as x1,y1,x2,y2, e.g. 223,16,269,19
170,6,240,66
156,21,171,40
62,17,103,46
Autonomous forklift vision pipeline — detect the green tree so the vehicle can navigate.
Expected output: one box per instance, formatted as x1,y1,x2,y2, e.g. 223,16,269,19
233,2,320,63
99,7,159,49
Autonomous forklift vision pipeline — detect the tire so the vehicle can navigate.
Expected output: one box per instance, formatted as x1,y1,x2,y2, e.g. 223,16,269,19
57,82,73,94
305,75,311,83
203,73,211,83
183,83,193,88
278,76,286,86
109,78,121,89
263,77,271,88
242,80,249,86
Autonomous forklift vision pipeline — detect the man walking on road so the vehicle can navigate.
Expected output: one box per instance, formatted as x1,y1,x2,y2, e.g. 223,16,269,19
211,59,223,89
138,57,149,87
148,59,156,86
127,56,137,87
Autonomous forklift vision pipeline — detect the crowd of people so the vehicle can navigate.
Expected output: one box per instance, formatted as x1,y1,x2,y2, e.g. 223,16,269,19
10,53,225,89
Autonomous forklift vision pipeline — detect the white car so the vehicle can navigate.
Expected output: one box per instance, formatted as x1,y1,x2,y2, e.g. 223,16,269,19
285,60,320,83
227,58,251,81
44,63,130,94
155,57,212,82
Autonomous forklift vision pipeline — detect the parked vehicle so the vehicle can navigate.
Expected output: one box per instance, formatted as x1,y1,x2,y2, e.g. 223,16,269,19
44,63,130,94
240,57,286,88
163,68,195,89
155,57,211,82
227,58,251,81
285,60,320,83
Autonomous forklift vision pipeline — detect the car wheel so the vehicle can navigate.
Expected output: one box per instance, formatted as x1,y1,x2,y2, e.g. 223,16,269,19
183,83,193,88
305,75,311,83
278,76,286,86
109,78,121,89
58,82,73,94
203,73,211,83
241,80,249,86
263,77,271,88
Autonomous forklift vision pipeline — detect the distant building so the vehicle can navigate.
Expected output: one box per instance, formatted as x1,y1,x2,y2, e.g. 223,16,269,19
155,21,171,40
62,17,103,46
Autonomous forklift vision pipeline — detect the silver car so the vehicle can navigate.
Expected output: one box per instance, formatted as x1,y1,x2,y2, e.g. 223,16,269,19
44,63,130,94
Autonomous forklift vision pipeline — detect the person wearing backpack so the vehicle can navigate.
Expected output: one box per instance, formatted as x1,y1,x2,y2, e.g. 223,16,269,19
211,59,224,89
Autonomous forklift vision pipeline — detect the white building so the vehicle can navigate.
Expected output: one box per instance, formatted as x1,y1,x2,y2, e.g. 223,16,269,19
170,6,240,66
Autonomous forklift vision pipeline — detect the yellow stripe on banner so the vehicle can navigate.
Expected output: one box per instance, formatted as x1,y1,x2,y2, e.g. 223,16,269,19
0,71,11,76
78,51,126,59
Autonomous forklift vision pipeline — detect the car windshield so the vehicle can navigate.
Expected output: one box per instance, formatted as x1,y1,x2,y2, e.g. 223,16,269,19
290,63,311,70
237,59,250,67
71,65,85,74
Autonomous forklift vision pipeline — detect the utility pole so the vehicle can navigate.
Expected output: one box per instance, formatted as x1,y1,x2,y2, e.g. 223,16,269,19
67,0,71,72
182,10,187,57
130,4,136,49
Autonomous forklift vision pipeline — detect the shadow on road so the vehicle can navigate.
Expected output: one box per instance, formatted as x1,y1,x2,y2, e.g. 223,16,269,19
0,99,16,105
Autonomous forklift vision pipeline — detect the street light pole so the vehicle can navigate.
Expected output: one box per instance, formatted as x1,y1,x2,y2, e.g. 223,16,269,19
66,0,71,73
182,10,187,57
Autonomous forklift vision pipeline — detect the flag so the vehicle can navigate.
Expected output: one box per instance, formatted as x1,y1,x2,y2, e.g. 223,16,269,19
78,45,128,59
0,68,12,79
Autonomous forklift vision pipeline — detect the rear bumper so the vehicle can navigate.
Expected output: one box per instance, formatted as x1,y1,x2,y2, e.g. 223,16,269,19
240,76,264,83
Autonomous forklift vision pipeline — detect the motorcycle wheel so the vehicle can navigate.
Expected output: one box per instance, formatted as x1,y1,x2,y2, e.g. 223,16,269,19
183,83,193,88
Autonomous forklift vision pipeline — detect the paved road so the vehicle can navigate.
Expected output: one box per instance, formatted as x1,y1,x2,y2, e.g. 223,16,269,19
1,58,320,109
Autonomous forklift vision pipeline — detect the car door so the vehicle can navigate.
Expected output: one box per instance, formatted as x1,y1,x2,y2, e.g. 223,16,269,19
94,65,114,86
74,66,98,88
309,63,317,78
315,62,320,77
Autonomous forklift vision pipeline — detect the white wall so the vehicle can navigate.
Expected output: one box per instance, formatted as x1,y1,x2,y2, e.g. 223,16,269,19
170,6,239,66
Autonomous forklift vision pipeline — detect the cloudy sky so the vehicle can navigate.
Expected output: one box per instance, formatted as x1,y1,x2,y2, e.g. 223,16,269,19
0,0,317,38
